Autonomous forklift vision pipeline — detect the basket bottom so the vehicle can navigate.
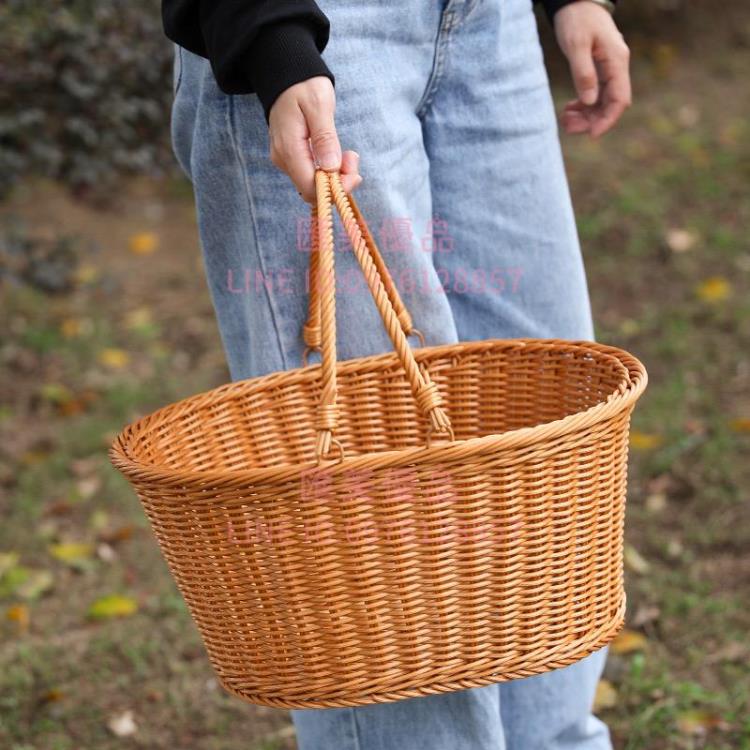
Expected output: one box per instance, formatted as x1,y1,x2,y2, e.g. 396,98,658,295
215,602,625,709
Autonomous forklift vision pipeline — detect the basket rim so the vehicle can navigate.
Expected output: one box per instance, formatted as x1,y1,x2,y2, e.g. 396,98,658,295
110,338,647,489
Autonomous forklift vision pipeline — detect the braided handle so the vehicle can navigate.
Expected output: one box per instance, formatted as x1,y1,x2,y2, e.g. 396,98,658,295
309,170,453,462
303,185,424,357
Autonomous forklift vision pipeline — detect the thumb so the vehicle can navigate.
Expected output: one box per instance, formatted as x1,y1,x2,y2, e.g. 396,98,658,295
568,41,599,106
303,101,342,171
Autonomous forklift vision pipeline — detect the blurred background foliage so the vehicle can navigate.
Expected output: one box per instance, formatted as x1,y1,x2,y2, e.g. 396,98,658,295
1,1,749,749
0,0,172,198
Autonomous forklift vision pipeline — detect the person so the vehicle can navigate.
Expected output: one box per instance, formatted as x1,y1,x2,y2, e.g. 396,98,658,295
163,0,631,747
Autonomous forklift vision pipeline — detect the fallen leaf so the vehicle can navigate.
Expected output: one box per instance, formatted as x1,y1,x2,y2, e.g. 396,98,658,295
74,264,99,285
729,418,750,433
696,276,731,303
676,105,700,128
631,604,660,628
611,629,648,655
89,594,138,620
39,689,65,704
618,318,640,336
665,228,697,253
49,543,94,567
97,543,116,562
676,710,727,735
129,232,159,256
6,604,30,634
593,679,618,712
76,476,102,500
108,709,138,737
124,307,153,330
39,383,74,405
0,552,20,577
60,318,84,338
666,538,684,559
17,570,54,600
99,525,136,544
6,569,54,601
645,492,667,513
630,431,664,451
97,348,130,369
624,545,651,574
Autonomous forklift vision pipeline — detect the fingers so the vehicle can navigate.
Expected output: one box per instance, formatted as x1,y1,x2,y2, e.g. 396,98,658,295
561,101,594,135
566,35,599,107
590,41,632,137
268,76,362,203
340,150,363,194
554,2,632,138
300,86,342,172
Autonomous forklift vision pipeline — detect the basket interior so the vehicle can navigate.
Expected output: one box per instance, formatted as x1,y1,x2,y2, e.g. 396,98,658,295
125,342,631,473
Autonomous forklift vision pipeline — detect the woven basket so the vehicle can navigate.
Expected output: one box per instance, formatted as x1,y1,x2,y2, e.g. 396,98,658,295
111,170,647,709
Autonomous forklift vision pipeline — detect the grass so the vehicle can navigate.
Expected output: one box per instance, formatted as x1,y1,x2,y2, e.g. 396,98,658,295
1,8,749,749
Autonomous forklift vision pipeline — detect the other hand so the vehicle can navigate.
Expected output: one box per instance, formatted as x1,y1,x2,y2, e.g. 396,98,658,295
554,1,632,137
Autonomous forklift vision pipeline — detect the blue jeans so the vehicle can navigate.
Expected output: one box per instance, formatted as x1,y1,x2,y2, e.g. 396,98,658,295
171,0,611,747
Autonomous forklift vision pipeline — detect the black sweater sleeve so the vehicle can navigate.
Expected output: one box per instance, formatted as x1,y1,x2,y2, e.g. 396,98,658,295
162,0,616,122
162,0,335,122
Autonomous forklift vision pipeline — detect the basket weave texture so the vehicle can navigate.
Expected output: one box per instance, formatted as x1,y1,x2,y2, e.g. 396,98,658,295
111,170,647,708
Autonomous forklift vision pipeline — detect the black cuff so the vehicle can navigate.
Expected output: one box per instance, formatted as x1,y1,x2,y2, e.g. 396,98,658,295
243,20,335,123
539,0,616,24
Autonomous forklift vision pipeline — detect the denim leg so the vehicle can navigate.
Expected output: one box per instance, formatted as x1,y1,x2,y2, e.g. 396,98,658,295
423,0,595,342
420,1,607,748
294,688,505,750
500,649,611,750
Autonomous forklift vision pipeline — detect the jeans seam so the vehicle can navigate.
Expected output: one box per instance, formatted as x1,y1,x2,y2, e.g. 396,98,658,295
416,8,457,119
348,708,363,750
225,95,290,371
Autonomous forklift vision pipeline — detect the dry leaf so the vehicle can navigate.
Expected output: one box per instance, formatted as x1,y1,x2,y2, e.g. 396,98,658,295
74,264,99,285
6,603,30,633
729,418,750,433
624,545,651,574
0,552,19,577
89,594,138,620
40,688,65,704
696,276,731,303
665,228,697,253
676,105,700,128
129,232,159,256
39,383,74,405
76,476,102,500
49,543,94,566
645,492,667,513
97,543,116,562
611,629,648,654
124,307,153,330
17,569,53,600
593,680,618,711
108,710,138,737
97,348,130,369
676,710,727,735
631,604,660,628
630,431,664,451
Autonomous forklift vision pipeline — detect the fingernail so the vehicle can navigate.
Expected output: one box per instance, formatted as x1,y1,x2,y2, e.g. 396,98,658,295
582,89,598,105
317,152,339,170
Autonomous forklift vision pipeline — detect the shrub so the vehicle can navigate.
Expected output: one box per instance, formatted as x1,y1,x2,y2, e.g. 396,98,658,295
0,0,174,198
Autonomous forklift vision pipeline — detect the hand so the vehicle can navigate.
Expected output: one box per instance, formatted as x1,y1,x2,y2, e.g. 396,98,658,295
554,1,632,138
268,76,362,203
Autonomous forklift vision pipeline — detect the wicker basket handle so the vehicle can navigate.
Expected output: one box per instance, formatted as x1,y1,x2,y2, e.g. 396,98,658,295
303,189,425,358
309,169,453,461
